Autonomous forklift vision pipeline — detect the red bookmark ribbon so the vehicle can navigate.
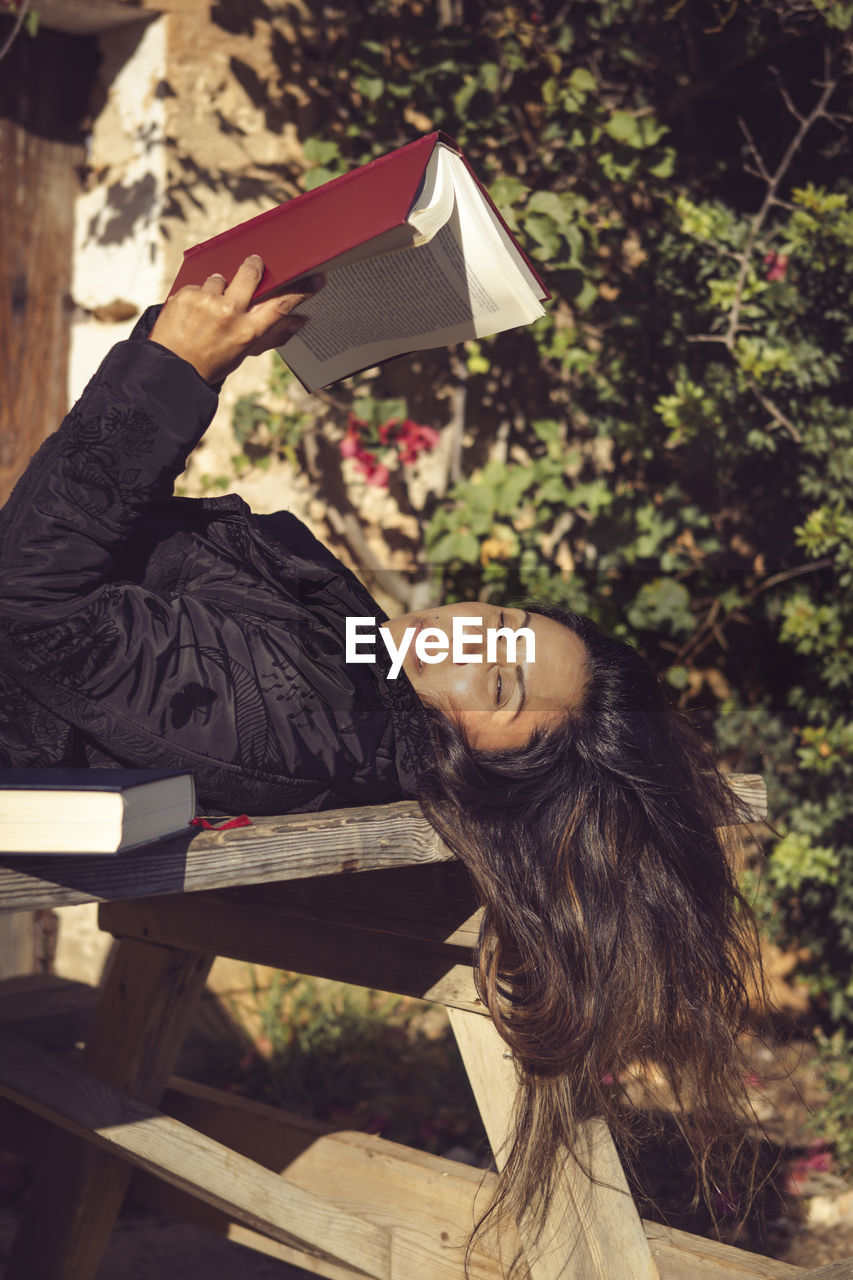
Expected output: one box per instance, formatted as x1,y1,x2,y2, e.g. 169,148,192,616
191,815,252,831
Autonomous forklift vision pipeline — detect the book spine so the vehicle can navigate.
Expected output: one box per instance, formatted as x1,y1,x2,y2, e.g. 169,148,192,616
180,132,443,265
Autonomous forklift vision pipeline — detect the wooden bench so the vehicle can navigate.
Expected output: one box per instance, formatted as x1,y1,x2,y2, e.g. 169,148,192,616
0,776,841,1280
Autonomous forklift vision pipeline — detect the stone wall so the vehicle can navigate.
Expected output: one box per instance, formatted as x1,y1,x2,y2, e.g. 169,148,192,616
70,4,319,521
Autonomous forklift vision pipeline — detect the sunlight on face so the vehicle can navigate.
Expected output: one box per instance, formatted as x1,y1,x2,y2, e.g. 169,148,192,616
381,603,588,750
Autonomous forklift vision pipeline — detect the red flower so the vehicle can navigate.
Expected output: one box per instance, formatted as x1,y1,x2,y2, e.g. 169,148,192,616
365,461,391,488
397,418,440,465
339,411,437,485
764,251,789,282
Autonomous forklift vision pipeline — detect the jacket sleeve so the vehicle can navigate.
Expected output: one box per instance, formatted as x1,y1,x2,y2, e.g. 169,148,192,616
0,320,286,792
0,317,385,811
0,309,218,618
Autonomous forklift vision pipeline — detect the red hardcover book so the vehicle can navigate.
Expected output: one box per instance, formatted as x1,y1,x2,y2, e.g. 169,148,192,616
169,132,550,391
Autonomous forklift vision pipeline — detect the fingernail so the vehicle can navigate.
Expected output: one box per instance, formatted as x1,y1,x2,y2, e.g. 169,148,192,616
246,254,264,268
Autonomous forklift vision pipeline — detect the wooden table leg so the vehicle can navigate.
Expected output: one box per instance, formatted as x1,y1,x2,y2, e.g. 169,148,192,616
448,1007,660,1280
5,936,213,1280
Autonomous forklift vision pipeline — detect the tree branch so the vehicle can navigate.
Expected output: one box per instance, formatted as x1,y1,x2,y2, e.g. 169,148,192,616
684,44,851,448
0,0,31,65
442,350,468,495
747,378,802,443
725,60,840,350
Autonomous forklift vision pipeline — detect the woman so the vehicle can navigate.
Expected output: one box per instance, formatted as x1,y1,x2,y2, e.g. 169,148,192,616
0,257,764,1266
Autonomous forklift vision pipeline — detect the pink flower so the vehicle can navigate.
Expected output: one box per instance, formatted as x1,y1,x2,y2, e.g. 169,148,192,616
340,411,436,484
764,251,789,282
340,413,368,461
353,452,374,477
350,447,390,488
785,1147,834,1196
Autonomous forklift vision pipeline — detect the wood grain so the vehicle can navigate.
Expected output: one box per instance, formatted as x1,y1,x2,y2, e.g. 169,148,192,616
643,1222,803,1279
135,1074,508,1280
0,772,766,915
4,940,213,1280
0,27,98,503
448,1007,660,1280
100,886,485,1011
0,801,452,914
796,1262,853,1280
0,1061,808,1280
0,1030,391,1279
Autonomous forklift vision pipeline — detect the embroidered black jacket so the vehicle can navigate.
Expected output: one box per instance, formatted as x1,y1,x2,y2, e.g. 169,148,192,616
0,310,429,815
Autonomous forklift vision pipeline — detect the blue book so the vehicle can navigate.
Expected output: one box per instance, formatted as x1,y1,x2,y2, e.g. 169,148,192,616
0,768,196,855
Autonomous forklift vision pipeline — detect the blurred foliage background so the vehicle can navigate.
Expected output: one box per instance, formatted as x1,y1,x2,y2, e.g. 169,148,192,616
213,0,853,1157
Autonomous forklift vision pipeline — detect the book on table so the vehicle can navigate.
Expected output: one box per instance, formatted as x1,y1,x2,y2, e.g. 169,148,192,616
0,768,196,855
168,131,549,391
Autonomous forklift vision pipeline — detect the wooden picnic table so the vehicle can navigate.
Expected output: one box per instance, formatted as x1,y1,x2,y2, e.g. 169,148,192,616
0,778,841,1280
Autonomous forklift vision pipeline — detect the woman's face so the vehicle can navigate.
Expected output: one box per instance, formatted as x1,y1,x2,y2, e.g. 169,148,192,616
381,603,588,750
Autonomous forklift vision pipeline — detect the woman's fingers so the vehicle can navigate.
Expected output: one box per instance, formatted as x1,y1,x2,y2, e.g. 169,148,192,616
246,277,323,343
151,257,324,382
224,254,266,309
201,272,227,294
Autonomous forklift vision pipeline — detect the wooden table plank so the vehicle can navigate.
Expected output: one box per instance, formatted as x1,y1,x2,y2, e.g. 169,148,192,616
643,1222,802,1279
450,1008,661,1280
796,1263,853,1280
0,773,766,914
0,1029,391,1279
0,801,452,913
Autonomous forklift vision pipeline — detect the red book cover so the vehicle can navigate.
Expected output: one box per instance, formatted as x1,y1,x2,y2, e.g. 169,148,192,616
168,132,550,302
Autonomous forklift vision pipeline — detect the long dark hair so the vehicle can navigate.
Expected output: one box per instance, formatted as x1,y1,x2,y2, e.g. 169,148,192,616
416,604,765,1272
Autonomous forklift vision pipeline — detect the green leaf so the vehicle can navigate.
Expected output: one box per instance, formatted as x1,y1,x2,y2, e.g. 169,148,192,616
568,67,596,93
480,62,500,93
532,419,562,443
605,111,641,146
357,76,385,102
496,468,535,512
302,137,341,166
648,147,676,178
626,579,695,636
302,168,337,191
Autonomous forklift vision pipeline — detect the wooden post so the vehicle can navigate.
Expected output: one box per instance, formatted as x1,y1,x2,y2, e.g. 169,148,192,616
0,25,99,504
448,1007,660,1280
0,17,100,983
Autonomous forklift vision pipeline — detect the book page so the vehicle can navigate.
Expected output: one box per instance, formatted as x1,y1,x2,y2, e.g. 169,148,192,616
281,200,545,391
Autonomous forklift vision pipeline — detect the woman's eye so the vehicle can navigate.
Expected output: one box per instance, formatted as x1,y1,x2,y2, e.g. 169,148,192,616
495,674,503,706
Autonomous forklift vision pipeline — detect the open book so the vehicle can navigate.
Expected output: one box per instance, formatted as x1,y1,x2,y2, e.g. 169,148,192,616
169,132,549,391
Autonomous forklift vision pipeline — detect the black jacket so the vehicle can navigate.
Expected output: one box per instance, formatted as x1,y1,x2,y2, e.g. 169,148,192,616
0,309,429,814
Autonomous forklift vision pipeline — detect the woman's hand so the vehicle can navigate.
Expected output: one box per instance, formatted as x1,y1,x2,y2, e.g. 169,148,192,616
148,255,323,384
